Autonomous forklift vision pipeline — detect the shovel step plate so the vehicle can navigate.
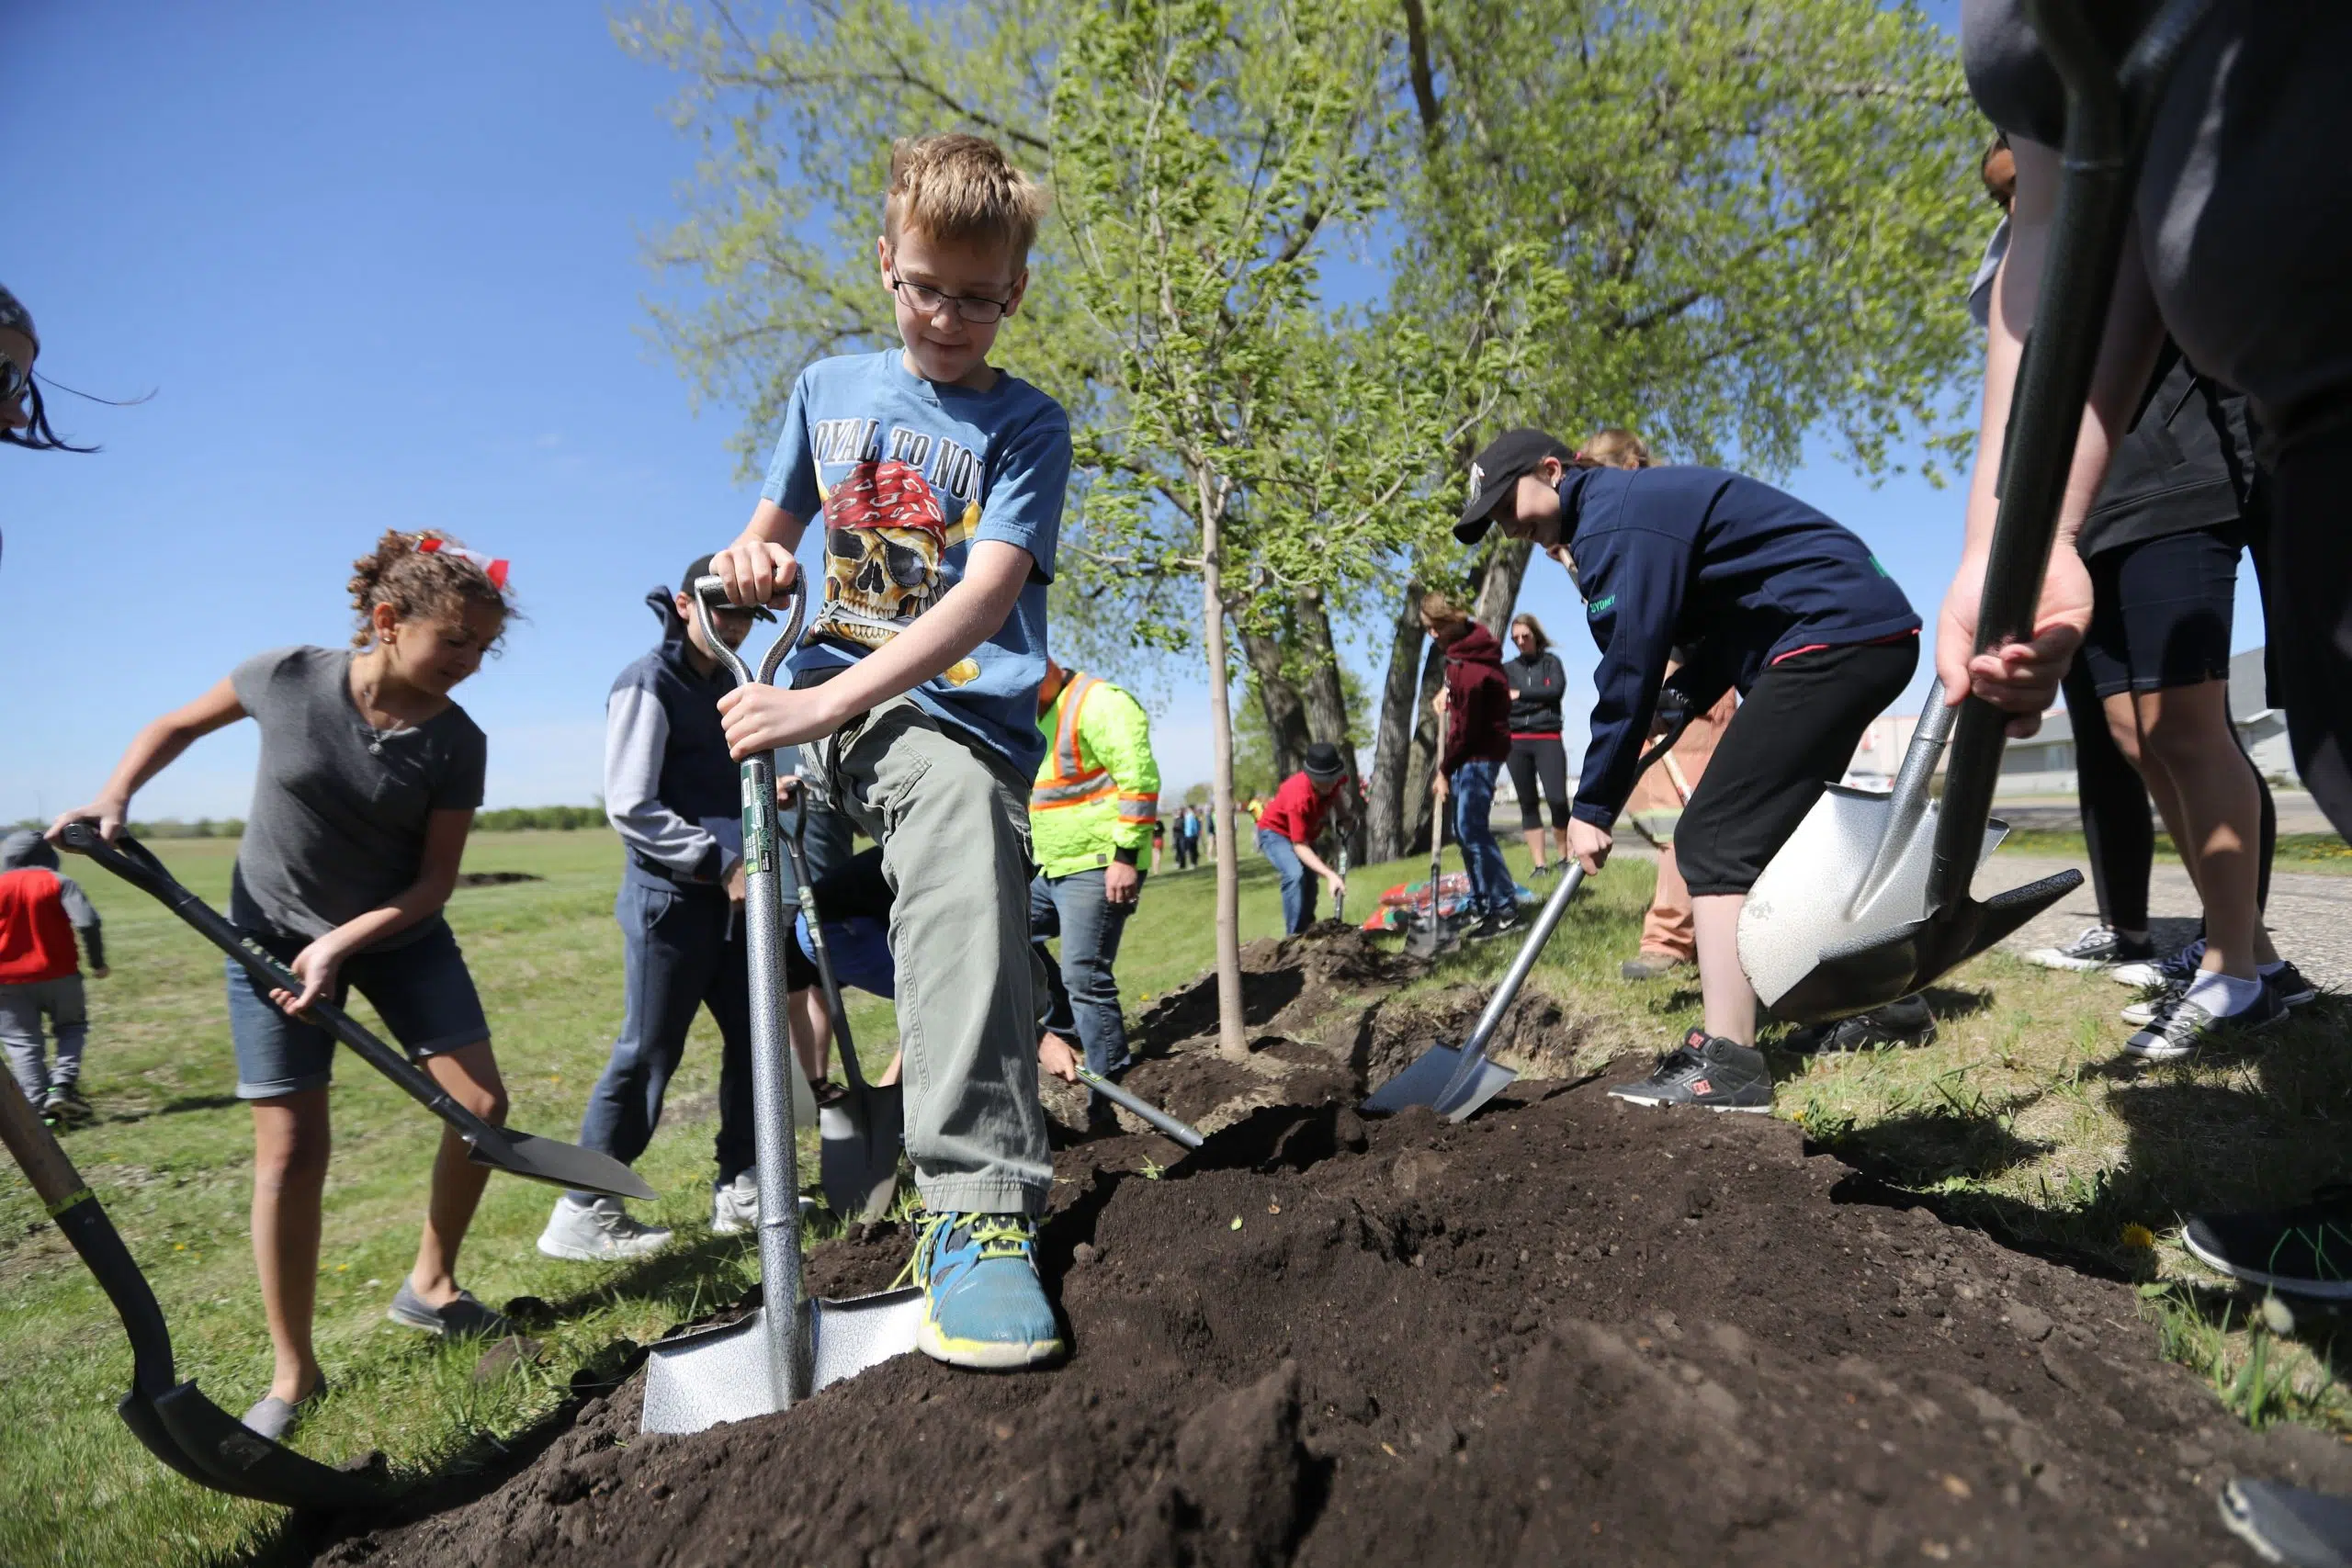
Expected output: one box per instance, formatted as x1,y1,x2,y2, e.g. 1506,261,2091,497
1361,1044,1519,1122
639,1288,922,1435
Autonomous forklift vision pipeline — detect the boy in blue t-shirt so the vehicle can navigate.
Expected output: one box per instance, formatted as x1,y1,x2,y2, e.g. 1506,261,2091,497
1457,428,1918,1117
709,132,1071,1370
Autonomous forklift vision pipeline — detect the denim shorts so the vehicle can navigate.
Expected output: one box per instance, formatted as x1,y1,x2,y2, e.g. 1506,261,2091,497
225,919,491,1100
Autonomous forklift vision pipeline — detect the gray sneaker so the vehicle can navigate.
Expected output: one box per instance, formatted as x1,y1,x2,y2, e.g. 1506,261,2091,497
240,1376,328,1441
537,1195,673,1262
710,1170,759,1235
386,1282,514,1339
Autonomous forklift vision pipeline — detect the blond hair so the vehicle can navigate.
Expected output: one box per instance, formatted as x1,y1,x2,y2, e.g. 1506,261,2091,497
884,133,1049,263
1419,591,1473,626
1577,428,1654,469
346,530,512,649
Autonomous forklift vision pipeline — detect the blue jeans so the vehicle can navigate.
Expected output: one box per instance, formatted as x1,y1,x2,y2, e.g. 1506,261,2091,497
571,876,754,1199
1030,867,1136,1087
1451,759,1514,918
1257,828,1317,934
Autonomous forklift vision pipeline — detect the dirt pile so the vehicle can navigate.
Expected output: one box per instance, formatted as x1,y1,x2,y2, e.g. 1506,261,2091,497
301,934,2352,1566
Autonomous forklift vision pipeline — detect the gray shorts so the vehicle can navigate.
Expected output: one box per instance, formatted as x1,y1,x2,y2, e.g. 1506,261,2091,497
225,920,490,1100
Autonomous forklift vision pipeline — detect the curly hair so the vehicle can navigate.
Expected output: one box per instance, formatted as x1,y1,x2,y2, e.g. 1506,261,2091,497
346,530,513,649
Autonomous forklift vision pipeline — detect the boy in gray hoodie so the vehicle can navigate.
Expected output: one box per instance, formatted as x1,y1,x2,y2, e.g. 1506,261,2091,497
0,829,108,1124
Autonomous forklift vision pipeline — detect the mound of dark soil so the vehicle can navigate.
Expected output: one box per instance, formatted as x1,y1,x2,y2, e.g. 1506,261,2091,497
311,1086,2351,1567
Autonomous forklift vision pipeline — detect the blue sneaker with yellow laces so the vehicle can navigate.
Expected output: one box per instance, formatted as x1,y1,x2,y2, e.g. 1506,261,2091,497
910,1211,1064,1370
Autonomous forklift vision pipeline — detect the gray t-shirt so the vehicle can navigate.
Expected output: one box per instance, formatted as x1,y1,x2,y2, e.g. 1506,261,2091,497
230,646,487,948
1962,0,2352,447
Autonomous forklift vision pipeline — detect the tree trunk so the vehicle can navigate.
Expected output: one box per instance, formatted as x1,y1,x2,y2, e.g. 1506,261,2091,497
1197,479,1249,1061
1294,588,1365,863
1473,538,1532,638
1230,604,1313,784
1363,578,1430,863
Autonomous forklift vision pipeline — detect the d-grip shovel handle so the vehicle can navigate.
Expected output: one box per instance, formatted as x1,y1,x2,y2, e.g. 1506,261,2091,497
1928,0,2215,910
58,824,512,1154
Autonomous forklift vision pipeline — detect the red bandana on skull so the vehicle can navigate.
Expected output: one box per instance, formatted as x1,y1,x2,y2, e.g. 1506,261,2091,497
811,458,980,684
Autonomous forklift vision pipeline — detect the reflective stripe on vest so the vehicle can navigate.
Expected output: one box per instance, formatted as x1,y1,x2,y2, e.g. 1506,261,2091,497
1032,672,1112,808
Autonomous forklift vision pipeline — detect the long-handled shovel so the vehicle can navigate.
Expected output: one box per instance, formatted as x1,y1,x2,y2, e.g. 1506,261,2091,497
639,579,920,1437
1736,0,2212,1025
1367,718,1694,1120
1074,1065,1204,1149
1403,799,1466,959
0,1077,389,1506
60,825,653,1203
785,772,902,1224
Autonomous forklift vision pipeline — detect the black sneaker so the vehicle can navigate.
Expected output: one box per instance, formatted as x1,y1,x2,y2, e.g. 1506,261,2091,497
41,1087,94,1126
1784,994,1935,1055
2266,961,2320,1009
2220,1477,2352,1565
2022,924,2154,974
2110,937,2206,991
1471,909,1522,942
1607,1030,1772,1113
2125,979,2287,1062
2185,1186,2352,1301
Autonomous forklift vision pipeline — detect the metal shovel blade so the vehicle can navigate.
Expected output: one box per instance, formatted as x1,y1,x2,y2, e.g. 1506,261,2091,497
1403,908,1467,959
639,1288,922,1435
1360,1044,1519,1122
1766,866,2083,1025
819,1085,903,1224
1738,784,2008,1020
468,1127,657,1202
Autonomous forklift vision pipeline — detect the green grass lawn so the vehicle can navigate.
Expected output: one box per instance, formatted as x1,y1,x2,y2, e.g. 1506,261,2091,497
5,827,2348,1565
1999,826,2352,874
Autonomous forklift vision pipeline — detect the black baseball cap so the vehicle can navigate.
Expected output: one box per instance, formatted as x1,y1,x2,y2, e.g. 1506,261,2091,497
682,553,775,619
1455,428,1573,544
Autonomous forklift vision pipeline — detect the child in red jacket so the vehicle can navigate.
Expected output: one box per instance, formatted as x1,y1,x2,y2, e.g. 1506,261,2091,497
1422,593,1518,937
0,829,108,1125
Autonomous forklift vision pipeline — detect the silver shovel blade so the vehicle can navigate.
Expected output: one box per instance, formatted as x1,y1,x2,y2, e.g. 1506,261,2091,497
639,1287,922,1435
1362,1043,1519,1122
1738,785,2007,1014
819,1089,903,1224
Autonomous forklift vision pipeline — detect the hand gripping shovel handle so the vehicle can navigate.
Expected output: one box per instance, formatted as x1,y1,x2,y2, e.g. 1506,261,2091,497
57,825,653,1202
1927,0,2216,909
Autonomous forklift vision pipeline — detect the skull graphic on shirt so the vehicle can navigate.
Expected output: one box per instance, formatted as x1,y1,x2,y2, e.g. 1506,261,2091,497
811,457,980,684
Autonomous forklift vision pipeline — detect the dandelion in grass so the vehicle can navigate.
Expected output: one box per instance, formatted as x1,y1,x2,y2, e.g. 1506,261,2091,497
2120,1224,2155,1250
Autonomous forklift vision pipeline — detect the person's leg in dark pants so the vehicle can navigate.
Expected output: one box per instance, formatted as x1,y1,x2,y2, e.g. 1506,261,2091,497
702,919,756,1190
1038,869,1136,1083
2065,652,2154,939
570,881,718,1199
1507,743,1549,871
1451,759,1514,920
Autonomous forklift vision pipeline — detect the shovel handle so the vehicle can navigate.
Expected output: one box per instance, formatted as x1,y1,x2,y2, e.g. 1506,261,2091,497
1928,0,2215,909
0,1075,86,1217
1074,1066,1204,1149
58,824,518,1157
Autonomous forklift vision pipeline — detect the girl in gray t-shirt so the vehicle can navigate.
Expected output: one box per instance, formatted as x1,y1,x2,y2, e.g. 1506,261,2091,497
53,529,516,1439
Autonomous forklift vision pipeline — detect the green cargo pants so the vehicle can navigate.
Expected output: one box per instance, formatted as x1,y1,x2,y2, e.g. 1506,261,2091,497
820,695,1051,1215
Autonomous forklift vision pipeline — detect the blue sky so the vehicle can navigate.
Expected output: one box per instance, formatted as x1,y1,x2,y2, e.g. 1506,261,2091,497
1,1,2262,820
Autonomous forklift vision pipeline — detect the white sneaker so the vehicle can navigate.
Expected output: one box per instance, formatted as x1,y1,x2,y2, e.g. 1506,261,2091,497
536,1196,672,1261
711,1170,760,1234
2110,937,2205,991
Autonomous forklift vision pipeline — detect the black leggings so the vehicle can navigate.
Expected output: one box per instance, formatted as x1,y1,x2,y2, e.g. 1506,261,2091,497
1506,736,1570,829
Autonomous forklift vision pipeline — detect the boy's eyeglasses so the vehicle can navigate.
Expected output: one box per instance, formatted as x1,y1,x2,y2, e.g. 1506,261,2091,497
0,356,28,403
887,273,1012,324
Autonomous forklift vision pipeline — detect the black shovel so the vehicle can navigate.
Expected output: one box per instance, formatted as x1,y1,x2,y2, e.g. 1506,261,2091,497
61,825,654,1203
782,807,903,1224
0,1077,389,1507
1734,0,2213,1024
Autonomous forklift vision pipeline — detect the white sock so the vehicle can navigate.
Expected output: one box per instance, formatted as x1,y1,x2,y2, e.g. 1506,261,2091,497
2183,970,2263,1019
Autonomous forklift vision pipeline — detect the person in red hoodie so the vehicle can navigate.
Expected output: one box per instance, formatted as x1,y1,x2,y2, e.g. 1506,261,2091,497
1423,593,1519,938
0,829,108,1127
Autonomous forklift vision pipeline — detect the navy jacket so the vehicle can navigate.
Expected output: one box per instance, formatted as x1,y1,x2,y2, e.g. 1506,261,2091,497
1564,465,1917,825
606,591,749,895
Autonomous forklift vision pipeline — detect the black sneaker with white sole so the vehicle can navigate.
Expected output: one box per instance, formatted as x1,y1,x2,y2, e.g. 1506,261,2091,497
1784,994,1935,1055
1607,1030,1773,1112
2266,961,2319,1009
2022,924,2154,974
2185,1185,2352,1301
2124,980,2287,1062
2110,937,2205,991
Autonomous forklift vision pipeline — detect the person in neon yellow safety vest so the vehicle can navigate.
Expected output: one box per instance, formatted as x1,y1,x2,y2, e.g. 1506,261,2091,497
1030,660,1160,1131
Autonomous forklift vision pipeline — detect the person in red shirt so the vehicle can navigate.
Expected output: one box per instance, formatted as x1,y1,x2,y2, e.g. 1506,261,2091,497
1423,593,1519,937
1253,742,1351,934
0,830,108,1126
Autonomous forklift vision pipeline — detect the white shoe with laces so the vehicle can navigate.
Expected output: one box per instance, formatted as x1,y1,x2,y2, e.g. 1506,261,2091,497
710,1169,760,1235
536,1195,673,1261
2109,937,2205,991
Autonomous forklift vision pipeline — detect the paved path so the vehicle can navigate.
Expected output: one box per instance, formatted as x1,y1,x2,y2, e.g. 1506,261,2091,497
1992,790,2338,837
1980,849,2352,990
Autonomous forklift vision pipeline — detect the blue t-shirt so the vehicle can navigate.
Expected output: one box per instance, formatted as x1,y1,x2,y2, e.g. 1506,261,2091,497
761,350,1072,776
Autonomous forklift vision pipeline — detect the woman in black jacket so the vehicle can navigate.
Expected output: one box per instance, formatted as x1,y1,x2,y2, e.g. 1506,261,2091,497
1502,615,1571,877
